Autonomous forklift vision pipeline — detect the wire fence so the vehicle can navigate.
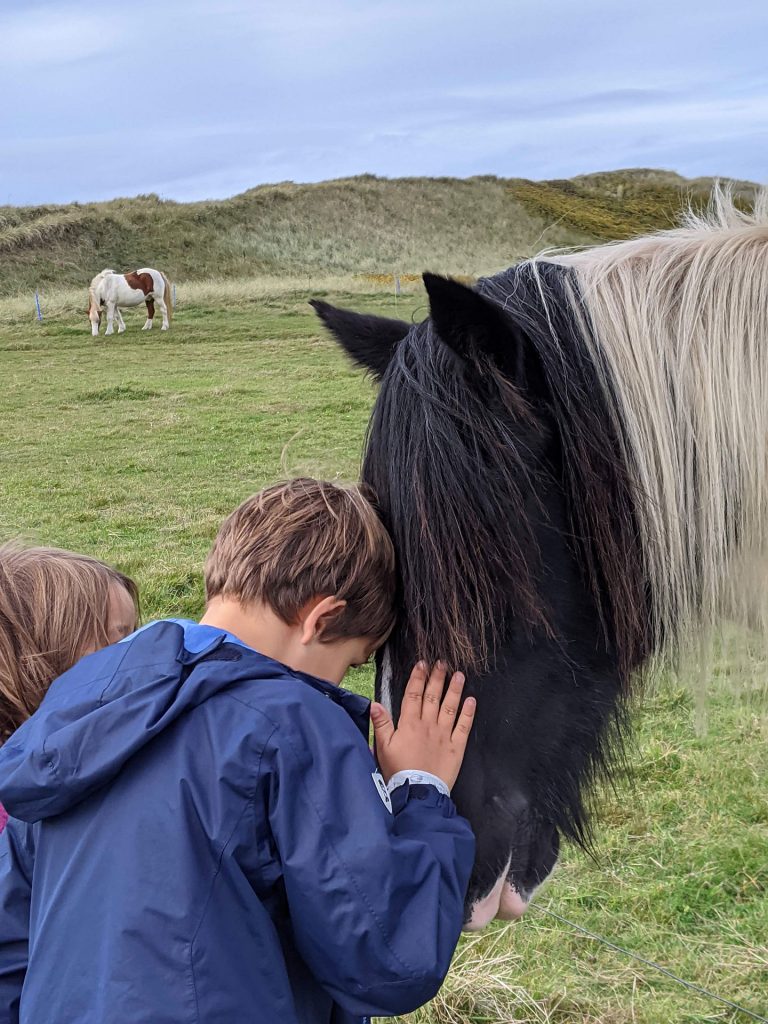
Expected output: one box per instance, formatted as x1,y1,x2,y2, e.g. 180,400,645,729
532,903,768,1023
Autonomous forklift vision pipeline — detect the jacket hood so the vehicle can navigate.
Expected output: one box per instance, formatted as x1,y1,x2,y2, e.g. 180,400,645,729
0,620,369,823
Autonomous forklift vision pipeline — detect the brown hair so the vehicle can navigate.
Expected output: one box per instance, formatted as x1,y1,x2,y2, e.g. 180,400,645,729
205,478,396,644
0,543,140,742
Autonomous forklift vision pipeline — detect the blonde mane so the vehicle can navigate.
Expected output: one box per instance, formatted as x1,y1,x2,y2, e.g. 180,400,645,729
88,269,116,313
545,187,768,662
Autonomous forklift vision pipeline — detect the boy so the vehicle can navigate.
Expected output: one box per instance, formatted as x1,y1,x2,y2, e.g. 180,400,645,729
0,479,476,1024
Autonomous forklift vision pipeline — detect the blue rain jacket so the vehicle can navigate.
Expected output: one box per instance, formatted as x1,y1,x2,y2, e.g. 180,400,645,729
0,620,474,1023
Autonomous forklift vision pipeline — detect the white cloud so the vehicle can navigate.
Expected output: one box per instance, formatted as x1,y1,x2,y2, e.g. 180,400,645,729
1,0,767,203
0,6,131,66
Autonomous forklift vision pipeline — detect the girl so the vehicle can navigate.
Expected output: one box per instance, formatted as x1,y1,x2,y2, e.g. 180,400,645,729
0,543,139,829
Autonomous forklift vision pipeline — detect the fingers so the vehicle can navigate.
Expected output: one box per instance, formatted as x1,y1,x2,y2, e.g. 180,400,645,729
400,662,427,721
378,663,476,790
422,662,449,722
370,702,395,749
401,663,474,741
437,671,466,727
452,695,476,749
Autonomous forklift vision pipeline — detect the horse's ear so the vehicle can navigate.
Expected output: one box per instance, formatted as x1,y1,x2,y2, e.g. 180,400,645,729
310,299,410,380
423,273,524,372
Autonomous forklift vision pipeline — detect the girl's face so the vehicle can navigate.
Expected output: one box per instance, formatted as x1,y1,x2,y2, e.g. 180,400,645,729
107,583,139,644
80,583,138,657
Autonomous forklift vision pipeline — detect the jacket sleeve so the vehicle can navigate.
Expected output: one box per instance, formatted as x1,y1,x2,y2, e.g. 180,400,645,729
0,820,35,1024
264,701,475,1017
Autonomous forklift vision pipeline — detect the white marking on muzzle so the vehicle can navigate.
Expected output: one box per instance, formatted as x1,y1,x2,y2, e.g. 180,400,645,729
464,857,530,931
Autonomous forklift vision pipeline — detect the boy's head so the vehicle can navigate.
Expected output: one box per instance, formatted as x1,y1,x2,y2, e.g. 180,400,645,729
204,479,396,680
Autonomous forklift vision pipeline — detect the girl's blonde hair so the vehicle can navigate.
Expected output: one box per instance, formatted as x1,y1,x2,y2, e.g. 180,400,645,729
0,542,139,742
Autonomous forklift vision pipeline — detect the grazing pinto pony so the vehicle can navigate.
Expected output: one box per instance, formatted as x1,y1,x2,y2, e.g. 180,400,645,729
88,268,172,336
313,189,768,930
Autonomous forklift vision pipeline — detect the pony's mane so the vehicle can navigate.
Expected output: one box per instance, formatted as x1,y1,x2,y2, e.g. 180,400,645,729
366,186,768,684
363,328,550,672
364,259,652,680
88,270,117,311
90,269,116,284
550,186,768,659
478,262,650,682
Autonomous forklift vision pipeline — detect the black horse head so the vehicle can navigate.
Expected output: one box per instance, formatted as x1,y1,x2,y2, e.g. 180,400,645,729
312,264,649,927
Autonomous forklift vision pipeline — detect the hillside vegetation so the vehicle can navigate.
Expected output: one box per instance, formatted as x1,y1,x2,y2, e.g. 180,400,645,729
1,170,757,293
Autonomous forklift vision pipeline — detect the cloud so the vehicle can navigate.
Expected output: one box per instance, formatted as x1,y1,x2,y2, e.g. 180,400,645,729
0,6,131,66
1,0,767,204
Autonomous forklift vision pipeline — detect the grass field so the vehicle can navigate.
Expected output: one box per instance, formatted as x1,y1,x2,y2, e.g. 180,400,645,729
0,288,766,1023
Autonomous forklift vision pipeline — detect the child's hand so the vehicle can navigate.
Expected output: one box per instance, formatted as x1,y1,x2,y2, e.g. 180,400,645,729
370,662,476,792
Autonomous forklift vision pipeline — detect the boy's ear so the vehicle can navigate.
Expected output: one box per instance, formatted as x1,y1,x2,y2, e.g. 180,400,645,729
310,299,410,380
300,595,347,645
423,273,530,382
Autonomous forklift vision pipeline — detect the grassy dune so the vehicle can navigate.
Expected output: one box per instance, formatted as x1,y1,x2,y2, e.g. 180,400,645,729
2,169,758,294
1,176,579,291
0,290,765,1023
508,169,757,242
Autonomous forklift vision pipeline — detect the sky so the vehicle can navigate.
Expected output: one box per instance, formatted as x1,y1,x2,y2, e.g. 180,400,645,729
1,0,766,206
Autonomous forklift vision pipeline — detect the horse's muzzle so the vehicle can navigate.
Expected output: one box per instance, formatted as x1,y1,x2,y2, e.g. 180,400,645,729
464,862,531,931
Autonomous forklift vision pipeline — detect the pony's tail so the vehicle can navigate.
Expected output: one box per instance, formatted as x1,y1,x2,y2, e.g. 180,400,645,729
161,272,173,322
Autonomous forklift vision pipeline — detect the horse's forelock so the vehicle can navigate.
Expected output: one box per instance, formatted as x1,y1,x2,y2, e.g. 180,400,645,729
363,323,550,674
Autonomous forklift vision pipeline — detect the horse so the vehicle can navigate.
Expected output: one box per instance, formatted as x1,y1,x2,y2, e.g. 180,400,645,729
87,268,173,337
312,188,768,930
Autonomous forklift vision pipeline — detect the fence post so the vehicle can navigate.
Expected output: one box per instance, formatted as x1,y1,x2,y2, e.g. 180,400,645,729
172,283,176,308
34,289,43,322
394,275,401,297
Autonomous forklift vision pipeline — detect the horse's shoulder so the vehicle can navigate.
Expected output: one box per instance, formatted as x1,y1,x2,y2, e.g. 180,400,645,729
123,271,154,295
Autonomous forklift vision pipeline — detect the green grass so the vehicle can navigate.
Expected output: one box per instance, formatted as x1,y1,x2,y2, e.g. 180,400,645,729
421,685,767,1024
0,291,765,1023
0,291,390,616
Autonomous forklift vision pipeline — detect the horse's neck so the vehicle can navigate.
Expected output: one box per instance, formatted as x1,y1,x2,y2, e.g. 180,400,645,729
92,272,111,295
91,274,118,306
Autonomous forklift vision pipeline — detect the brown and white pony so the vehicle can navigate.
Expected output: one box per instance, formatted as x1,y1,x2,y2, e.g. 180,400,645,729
87,268,173,336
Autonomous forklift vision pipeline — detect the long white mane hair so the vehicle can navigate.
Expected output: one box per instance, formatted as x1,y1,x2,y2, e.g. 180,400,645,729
546,186,768,687
88,269,116,312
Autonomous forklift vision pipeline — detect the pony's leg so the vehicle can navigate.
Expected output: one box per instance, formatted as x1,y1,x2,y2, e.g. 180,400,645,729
142,298,155,330
116,308,126,334
157,296,169,331
104,301,117,336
